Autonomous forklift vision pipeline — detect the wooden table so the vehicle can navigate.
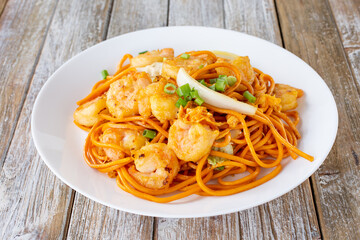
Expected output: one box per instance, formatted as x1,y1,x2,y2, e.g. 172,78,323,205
1,0,359,239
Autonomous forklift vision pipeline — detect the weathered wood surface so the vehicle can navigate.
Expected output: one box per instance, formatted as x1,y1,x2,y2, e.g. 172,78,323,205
0,0,359,239
65,1,168,239
0,0,7,16
0,0,58,168
0,0,112,239
277,0,360,239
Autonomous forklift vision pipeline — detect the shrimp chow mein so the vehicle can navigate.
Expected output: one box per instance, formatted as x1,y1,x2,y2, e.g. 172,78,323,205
73,49,313,203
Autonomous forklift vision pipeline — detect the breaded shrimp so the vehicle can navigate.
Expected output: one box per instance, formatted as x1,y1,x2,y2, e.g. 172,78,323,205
168,106,219,162
162,53,216,79
130,48,174,68
137,78,179,123
273,83,304,111
99,128,147,161
128,143,179,189
106,72,151,119
73,96,106,127
215,56,256,91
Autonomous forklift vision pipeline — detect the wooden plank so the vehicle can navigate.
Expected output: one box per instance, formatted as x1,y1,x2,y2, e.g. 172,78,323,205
276,0,360,239
0,0,112,239
328,0,360,48
0,0,57,168
168,0,224,27
154,215,240,240
238,182,320,239
328,0,360,89
65,1,168,239
0,0,7,16
67,195,153,239
156,1,321,239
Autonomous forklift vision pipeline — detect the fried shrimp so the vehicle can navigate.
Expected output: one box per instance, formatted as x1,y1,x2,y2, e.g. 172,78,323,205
274,83,304,111
130,48,174,68
168,106,219,162
162,53,216,79
128,143,179,189
99,128,147,161
138,79,179,123
106,72,151,119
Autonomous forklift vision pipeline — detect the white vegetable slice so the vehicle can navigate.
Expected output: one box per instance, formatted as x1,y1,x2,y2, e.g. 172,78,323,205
176,68,257,115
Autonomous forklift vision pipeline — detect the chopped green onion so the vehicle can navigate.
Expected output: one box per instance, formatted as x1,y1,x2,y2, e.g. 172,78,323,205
164,83,177,94
199,64,204,69
218,75,227,80
101,70,109,79
180,53,190,59
215,166,225,171
243,90,257,103
177,83,191,97
142,129,157,139
176,88,183,97
139,50,148,54
194,97,204,106
227,76,237,86
190,89,200,99
199,79,207,86
209,78,217,84
215,79,227,92
175,98,188,108
209,84,216,91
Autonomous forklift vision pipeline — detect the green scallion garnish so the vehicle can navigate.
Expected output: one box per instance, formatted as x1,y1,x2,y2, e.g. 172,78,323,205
209,84,216,91
101,70,109,79
180,53,190,59
215,166,225,171
215,79,227,92
199,64,204,69
194,97,204,106
190,89,200,99
209,78,217,84
164,83,177,94
139,50,148,54
175,98,188,108
142,129,157,139
177,83,191,97
227,76,237,86
243,90,256,103
199,79,207,86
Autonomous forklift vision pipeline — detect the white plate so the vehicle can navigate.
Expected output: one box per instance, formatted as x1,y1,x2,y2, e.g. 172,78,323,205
31,26,338,218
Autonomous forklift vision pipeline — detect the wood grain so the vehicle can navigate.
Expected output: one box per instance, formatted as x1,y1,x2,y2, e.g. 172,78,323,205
328,0,360,48
276,0,360,239
329,0,360,95
0,0,57,168
154,215,240,240
156,1,321,239
168,0,224,27
67,195,154,240
0,0,7,16
66,1,168,239
0,0,112,239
